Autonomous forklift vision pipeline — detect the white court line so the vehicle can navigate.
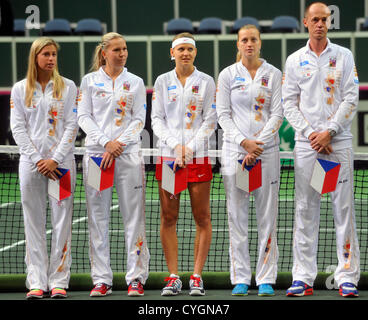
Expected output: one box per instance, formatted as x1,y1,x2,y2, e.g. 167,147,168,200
0,204,119,253
2,198,368,252
69,227,368,235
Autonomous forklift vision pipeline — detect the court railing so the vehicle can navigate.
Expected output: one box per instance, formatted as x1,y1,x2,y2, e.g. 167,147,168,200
1,31,368,89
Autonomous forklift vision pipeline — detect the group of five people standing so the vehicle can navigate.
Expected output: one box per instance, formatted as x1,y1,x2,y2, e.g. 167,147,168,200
10,2,360,299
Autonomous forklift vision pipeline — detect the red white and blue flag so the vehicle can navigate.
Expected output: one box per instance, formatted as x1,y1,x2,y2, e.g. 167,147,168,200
310,158,340,194
87,156,115,191
236,159,262,193
162,160,188,195
48,168,71,201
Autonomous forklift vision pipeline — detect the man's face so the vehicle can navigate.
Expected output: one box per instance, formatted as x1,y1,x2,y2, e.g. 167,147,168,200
304,3,331,41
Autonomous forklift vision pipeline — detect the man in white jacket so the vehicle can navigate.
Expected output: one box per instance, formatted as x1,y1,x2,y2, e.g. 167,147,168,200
282,2,360,297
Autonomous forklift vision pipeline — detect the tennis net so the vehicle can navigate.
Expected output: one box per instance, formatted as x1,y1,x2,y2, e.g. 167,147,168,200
0,145,367,275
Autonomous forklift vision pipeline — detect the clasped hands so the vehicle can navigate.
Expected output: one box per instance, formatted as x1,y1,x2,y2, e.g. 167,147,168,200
101,140,126,170
240,139,264,169
309,131,333,155
173,144,193,171
37,159,60,180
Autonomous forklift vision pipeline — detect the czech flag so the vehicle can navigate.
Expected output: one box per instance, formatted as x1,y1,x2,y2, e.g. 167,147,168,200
161,160,188,195
48,168,71,201
87,156,115,191
310,158,340,194
236,159,262,193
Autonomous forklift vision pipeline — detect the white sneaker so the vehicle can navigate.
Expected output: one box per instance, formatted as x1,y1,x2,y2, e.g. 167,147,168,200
189,274,205,296
161,274,182,296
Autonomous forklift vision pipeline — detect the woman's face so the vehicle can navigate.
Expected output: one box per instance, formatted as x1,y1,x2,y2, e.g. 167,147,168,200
36,44,57,72
237,28,261,59
102,37,128,69
171,42,197,67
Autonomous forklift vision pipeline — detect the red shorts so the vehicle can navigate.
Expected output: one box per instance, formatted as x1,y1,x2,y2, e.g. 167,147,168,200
155,157,213,182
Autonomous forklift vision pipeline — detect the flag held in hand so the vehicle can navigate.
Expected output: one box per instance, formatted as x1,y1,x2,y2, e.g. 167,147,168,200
236,159,262,193
87,156,115,191
48,168,71,201
310,158,340,194
162,160,188,195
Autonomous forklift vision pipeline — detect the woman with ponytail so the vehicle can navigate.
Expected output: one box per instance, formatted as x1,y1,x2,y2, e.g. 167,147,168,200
10,37,78,299
77,32,149,297
216,25,283,296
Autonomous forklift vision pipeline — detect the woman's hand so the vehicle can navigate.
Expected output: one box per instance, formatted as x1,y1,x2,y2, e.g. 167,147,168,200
241,153,257,169
173,144,184,171
240,139,264,157
37,159,60,180
100,152,115,170
105,140,125,158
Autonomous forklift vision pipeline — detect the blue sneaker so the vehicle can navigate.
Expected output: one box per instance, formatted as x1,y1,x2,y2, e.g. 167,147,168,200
258,284,275,296
286,280,313,297
339,283,359,297
232,284,249,296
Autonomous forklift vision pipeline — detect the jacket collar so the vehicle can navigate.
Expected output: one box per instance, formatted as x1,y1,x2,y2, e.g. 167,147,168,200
172,66,198,81
304,37,332,56
99,66,127,81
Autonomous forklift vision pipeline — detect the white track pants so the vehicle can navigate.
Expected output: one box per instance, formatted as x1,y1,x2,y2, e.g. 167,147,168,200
83,152,150,286
19,159,76,291
222,150,280,286
292,146,360,287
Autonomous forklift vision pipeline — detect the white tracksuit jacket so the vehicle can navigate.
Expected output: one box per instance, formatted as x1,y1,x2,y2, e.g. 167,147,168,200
10,78,78,164
78,67,146,154
282,38,359,150
216,59,283,286
10,77,78,291
282,38,360,286
216,59,283,156
77,66,149,286
151,67,217,158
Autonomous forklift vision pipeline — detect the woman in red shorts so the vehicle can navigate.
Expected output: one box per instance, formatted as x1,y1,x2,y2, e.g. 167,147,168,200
151,32,217,296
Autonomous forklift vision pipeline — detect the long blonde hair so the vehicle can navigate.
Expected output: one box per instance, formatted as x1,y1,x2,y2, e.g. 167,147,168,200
91,32,125,71
236,24,261,62
25,37,65,107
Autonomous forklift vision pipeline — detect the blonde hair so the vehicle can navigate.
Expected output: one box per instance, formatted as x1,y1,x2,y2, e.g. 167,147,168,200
25,37,65,107
236,24,261,62
91,32,125,71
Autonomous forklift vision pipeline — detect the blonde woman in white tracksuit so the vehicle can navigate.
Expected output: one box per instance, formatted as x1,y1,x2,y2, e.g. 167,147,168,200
216,25,283,297
78,32,149,297
10,37,78,299
283,3,360,298
151,33,217,296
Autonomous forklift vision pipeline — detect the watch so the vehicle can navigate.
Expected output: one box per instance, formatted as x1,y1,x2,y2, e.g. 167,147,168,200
328,129,337,137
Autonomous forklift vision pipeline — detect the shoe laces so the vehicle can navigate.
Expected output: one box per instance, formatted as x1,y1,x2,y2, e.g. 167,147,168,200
164,277,179,287
190,275,201,287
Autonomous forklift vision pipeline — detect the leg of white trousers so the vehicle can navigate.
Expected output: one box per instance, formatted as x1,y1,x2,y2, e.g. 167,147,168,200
222,149,252,285
254,151,279,286
19,161,49,291
114,153,150,285
83,154,113,286
292,147,321,287
330,148,360,286
48,159,76,290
